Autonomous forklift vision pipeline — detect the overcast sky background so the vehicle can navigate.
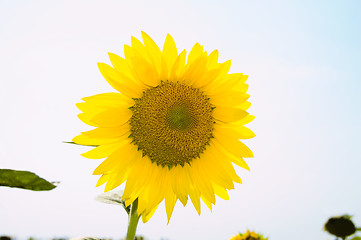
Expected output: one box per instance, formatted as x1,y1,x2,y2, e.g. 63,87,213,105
1,1,360,240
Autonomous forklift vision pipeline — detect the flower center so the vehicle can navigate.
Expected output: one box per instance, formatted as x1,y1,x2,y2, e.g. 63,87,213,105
129,81,214,168
166,104,192,130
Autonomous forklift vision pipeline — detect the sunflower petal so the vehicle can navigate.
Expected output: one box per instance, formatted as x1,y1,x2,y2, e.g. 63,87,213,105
162,34,178,76
183,54,207,85
81,125,130,139
142,205,158,223
108,53,142,87
213,131,254,158
201,195,213,211
93,142,138,175
170,49,187,81
131,56,160,87
210,91,250,107
96,174,109,187
187,43,204,65
141,31,162,74
82,92,133,107
97,63,142,97
90,108,132,127
213,184,229,200
165,174,177,223
214,124,256,140
213,106,249,123
81,142,125,159
206,49,219,69
72,133,121,146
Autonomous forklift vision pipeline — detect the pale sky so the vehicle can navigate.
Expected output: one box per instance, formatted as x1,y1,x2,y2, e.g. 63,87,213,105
1,1,360,240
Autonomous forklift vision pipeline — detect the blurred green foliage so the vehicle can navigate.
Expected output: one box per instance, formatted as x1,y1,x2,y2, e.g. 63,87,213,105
324,215,361,240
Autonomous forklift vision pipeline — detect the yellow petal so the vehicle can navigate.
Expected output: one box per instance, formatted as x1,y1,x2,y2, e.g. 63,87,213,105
185,166,202,215
137,163,167,215
201,195,213,211
90,107,132,127
189,185,201,215
170,49,187,81
214,124,256,140
213,131,254,158
96,174,109,187
147,167,168,209
82,92,133,108
231,156,250,171
171,166,190,206
233,82,249,93
131,56,160,87
190,159,215,204
93,141,138,175
210,91,250,107
142,205,158,223
210,141,243,184
187,43,203,66
229,114,255,126
206,50,219,69
213,183,229,200
98,63,142,97
72,133,122,146
141,31,162,74
162,34,178,76
131,36,149,60
206,72,248,96
123,155,153,205
124,44,133,62
81,124,130,139
182,54,207,85
211,132,251,171
76,102,105,115
108,53,139,83
77,113,99,127
165,186,177,224
104,170,129,192
201,145,235,189
214,60,231,80
240,101,251,111
216,142,250,171
81,142,125,159
192,65,223,89
201,61,232,94
213,106,249,123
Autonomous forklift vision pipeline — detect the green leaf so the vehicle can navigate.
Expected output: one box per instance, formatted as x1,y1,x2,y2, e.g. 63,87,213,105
95,191,130,214
0,169,57,191
63,141,98,147
350,236,361,240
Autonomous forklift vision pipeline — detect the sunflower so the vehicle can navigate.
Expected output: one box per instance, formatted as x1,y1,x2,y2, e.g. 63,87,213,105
73,32,255,223
229,230,268,240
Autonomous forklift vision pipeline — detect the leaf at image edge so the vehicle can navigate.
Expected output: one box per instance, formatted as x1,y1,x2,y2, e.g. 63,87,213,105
0,169,57,191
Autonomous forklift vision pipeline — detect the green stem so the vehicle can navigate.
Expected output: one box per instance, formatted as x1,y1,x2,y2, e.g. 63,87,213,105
126,199,140,240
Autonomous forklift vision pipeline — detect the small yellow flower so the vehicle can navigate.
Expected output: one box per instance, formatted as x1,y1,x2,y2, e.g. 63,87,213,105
73,32,255,223
229,230,268,240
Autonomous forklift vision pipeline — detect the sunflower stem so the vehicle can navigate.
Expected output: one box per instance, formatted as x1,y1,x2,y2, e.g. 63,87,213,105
126,198,140,240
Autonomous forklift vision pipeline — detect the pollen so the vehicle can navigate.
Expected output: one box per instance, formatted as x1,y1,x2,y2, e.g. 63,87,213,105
129,81,214,167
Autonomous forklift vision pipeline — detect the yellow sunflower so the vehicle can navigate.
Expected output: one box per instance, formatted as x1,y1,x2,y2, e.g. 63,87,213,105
73,32,255,223
229,230,268,240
